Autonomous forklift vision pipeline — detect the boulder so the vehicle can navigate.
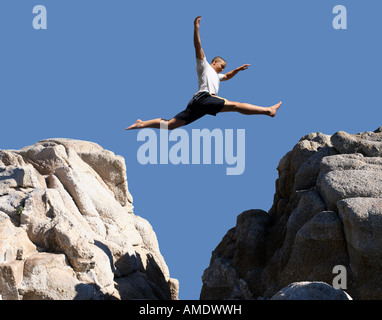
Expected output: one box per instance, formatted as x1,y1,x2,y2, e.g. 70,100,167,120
270,281,351,300
0,139,178,300
337,198,382,299
201,127,382,300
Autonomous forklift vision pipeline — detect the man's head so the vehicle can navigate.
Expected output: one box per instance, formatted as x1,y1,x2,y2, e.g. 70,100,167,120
211,56,226,73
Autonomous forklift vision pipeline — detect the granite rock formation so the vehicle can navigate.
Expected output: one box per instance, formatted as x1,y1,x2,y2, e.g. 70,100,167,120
201,127,382,300
0,138,178,300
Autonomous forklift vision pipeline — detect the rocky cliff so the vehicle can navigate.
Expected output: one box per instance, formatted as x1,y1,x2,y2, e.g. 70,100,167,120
0,139,178,300
201,127,382,300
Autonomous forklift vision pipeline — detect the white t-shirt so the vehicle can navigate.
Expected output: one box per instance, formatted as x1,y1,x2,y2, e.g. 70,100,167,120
195,56,225,95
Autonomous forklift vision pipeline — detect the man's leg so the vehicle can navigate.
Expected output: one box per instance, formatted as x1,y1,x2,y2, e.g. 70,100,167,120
126,118,186,130
220,100,282,117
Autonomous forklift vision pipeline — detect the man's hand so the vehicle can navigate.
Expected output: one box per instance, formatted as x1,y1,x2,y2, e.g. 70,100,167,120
237,64,251,71
194,16,202,29
222,64,252,81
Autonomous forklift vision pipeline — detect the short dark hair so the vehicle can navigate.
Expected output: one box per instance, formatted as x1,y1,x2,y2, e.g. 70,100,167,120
211,56,226,64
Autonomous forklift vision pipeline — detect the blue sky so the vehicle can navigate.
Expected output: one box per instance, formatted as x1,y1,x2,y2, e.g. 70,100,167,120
1,1,381,299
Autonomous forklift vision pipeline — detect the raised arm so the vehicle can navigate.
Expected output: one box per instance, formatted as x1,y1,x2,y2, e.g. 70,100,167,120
194,16,205,60
221,64,251,81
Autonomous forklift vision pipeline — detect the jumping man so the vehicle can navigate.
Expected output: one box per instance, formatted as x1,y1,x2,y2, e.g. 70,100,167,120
126,16,282,131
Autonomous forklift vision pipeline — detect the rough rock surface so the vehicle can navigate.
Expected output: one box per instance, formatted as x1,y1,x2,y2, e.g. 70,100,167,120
0,138,178,300
270,281,352,300
201,127,382,300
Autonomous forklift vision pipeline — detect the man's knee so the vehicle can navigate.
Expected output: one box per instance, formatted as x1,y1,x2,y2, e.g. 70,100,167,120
232,101,243,108
167,118,185,130
221,101,240,112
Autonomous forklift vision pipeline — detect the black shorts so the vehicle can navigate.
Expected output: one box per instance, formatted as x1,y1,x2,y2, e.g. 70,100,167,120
174,91,227,125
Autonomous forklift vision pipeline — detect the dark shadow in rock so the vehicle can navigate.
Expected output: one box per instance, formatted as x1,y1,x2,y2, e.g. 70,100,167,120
94,240,116,273
113,251,171,300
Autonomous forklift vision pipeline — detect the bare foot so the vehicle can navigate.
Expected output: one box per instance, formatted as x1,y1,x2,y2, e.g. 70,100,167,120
269,101,282,117
126,119,143,130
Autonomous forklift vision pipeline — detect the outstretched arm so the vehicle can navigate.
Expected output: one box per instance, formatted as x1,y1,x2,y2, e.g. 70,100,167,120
194,16,205,60
221,64,251,81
